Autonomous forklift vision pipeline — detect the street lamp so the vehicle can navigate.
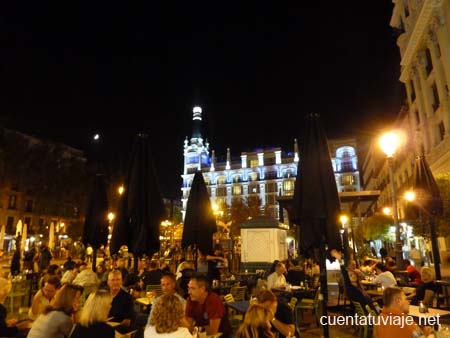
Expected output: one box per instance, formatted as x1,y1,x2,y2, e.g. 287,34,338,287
379,131,403,269
118,185,125,195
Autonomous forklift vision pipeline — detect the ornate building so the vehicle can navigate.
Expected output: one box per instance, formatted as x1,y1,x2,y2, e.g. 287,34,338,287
181,107,361,220
390,0,450,173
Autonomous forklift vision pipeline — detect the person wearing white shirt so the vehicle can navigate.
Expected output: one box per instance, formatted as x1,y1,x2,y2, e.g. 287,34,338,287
372,263,397,288
266,262,287,290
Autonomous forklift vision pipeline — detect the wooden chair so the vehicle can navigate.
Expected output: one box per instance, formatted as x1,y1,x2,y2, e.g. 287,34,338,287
145,284,163,297
230,285,247,301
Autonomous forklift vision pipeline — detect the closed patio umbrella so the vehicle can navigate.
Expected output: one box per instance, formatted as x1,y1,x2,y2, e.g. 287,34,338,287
292,113,342,338
110,133,165,272
49,222,55,251
82,174,109,271
182,170,216,267
0,225,5,250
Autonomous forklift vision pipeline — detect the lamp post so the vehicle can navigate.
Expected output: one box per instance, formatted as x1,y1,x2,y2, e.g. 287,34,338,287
380,132,404,270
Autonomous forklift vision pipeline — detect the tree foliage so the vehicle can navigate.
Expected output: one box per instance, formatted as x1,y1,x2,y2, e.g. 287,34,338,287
227,195,264,237
360,213,393,241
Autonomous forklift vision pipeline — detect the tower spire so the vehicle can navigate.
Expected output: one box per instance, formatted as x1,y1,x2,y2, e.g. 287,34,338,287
294,138,299,162
192,106,202,140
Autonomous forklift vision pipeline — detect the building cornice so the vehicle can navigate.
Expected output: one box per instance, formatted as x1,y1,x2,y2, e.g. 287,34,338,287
400,0,440,82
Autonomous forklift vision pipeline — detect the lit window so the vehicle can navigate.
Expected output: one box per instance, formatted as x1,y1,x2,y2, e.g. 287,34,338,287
283,180,294,191
233,185,242,195
217,176,226,184
250,159,259,168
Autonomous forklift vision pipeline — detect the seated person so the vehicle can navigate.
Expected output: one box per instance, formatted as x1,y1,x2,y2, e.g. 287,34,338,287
407,267,441,306
144,294,192,338
331,250,377,312
236,304,275,338
374,287,432,338
403,259,421,285
286,259,308,286
345,259,365,287
185,274,232,337
372,263,397,288
29,275,61,320
107,270,136,333
360,257,378,274
384,257,397,273
176,261,195,299
254,289,296,338
266,263,287,290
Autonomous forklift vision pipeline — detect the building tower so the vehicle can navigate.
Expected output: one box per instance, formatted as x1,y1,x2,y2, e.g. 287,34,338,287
181,106,210,219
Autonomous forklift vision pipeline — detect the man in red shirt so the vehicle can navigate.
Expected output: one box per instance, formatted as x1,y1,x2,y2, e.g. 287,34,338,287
404,259,422,285
185,274,232,337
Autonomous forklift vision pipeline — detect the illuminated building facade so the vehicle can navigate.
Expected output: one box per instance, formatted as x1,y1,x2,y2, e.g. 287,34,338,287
390,0,450,173
181,107,361,220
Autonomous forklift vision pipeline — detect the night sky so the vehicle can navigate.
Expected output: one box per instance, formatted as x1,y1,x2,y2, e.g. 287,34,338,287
0,1,404,199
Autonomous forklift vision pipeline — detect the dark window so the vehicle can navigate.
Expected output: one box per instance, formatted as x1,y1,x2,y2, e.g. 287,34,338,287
341,159,354,172
25,200,33,212
404,6,409,18
8,195,17,209
420,144,426,156
24,217,31,232
410,80,416,101
415,110,420,125
6,216,14,233
432,83,440,111
39,218,45,227
265,171,277,180
439,121,445,141
425,49,433,76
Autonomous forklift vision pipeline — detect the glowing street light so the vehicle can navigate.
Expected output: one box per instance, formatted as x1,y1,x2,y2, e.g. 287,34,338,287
382,207,393,216
339,214,349,228
404,190,416,202
118,185,125,195
380,130,403,269
108,212,115,222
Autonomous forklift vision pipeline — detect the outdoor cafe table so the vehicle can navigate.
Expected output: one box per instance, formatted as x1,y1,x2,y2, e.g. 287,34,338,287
408,305,450,320
225,300,250,314
272,286,316,301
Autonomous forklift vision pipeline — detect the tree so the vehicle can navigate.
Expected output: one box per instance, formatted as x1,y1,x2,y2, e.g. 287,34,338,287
227,196,264,237
359,213,393,242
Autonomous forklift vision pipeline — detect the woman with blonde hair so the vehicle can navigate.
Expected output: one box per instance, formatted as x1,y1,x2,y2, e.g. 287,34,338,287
236,304,275,338
70,289,114,338
408,266,441,305
27,283,83,338
144,294,193,338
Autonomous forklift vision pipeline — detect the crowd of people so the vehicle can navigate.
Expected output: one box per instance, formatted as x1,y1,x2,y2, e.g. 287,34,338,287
2,239,447,338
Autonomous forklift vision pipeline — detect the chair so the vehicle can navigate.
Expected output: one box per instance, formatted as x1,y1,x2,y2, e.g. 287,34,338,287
223,293,242,330
365,304,378,317
230,285,247,301
295,287,319,324
352,301,372,338
145,284,163,297
223,293,235,303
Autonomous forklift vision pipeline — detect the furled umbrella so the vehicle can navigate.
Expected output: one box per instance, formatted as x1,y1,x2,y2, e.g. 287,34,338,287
82,174,109,272
409,155,443,280
0,225,5,250
110,133,166,272
20,223,27,257
292,113,342,338
48,222,55,251
182,170,216,268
